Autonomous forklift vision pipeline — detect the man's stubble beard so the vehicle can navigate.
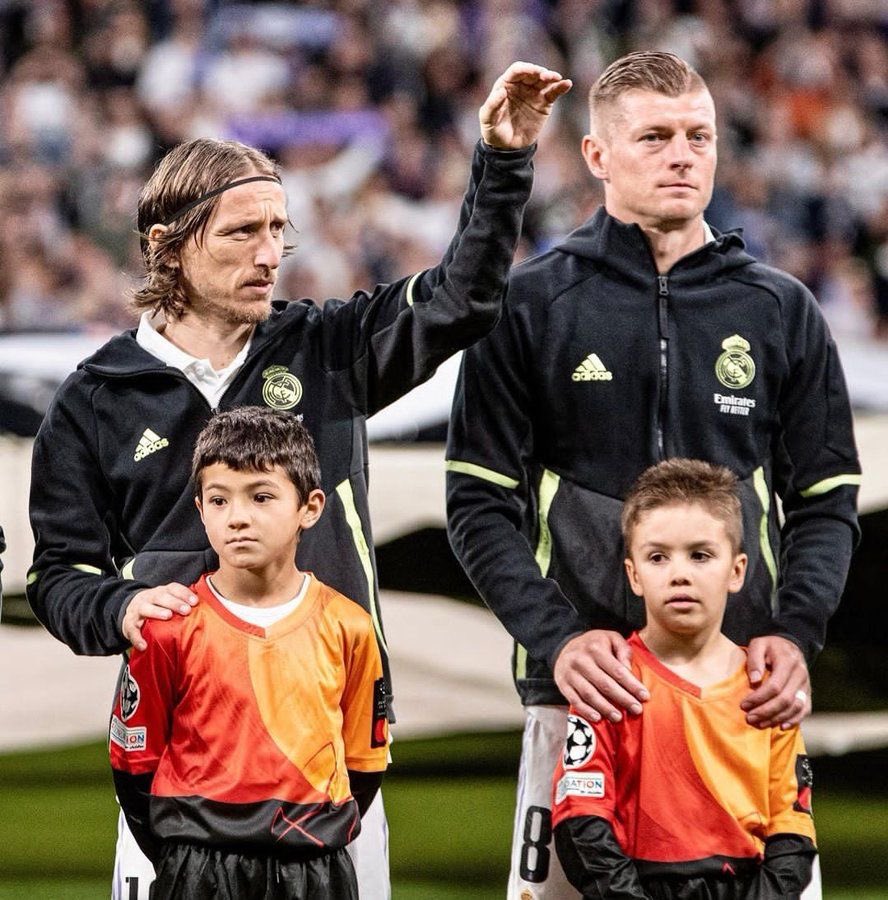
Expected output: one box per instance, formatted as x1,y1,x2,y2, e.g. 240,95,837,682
189,290,274,327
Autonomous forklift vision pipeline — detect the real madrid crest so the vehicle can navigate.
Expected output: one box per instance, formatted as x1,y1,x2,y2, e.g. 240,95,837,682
261,365,303,410
715,335,755,390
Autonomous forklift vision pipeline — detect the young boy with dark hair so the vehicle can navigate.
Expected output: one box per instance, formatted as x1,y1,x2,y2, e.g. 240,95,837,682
109,406,388,899
552,459,817,899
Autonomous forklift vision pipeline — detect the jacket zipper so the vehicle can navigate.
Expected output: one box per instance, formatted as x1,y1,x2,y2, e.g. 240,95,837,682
657,274,669,459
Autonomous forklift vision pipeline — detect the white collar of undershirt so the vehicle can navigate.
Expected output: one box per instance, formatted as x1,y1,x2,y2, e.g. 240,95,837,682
207,573,310,627
136,311,253,406
702,220,716,245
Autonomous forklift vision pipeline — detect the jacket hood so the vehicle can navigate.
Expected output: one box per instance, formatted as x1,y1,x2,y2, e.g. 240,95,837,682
81,300,308,378
556,207,756,289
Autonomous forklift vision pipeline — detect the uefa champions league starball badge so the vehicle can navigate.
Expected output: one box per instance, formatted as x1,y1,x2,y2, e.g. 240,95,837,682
563,714,596,768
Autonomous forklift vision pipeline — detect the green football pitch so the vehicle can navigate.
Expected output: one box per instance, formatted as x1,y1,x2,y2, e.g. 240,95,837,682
0,734,886,898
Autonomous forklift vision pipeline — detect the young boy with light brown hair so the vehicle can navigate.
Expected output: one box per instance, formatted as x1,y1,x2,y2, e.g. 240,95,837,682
552,459,817,899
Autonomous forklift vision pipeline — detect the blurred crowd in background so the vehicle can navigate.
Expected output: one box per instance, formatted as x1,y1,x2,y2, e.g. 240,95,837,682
0,0,886,343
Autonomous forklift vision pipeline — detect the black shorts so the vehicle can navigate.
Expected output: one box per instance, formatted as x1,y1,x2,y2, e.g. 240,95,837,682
152,842,358,900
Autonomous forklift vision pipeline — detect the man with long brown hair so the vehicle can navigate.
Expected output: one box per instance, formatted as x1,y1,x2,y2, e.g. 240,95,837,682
28,61,571,899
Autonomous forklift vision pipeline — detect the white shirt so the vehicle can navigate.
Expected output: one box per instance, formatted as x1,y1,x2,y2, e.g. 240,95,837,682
135,312,252,408
207,574,309,627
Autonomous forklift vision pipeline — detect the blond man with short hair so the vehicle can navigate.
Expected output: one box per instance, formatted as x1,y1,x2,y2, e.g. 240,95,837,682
447,50,858,898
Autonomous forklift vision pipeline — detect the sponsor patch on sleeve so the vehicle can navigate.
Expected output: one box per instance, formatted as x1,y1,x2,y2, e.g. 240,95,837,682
371,677,388,748
110,714,147,752
556,771,606,804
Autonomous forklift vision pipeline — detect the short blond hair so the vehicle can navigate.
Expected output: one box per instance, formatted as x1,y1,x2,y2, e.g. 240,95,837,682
621,459,742,554
133,139,282,319
589,51,707,135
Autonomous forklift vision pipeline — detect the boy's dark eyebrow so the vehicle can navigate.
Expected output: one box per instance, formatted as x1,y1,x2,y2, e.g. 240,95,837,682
201,478,280,491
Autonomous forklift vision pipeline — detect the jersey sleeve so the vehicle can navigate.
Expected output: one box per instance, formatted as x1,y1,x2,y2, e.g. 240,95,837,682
108,625,176,776
551,710,619,828
317,141,535,417
767,725,817,843
552,710,648,899
340,615,388,774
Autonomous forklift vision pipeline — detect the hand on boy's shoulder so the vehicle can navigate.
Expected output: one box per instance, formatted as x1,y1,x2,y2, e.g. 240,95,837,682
122,582,199,652
741,635,811,730
554,630,650,725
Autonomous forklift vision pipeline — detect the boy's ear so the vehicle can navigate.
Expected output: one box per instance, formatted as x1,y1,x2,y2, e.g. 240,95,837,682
194,495,206,525
624,557,644,598
728,552,748,594
297,489,326,532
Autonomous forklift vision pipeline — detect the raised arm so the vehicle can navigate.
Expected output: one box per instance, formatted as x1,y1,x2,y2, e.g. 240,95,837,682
318,64,571,416
479,61,572,150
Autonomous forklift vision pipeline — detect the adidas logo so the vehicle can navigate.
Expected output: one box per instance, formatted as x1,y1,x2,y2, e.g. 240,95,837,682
134,428,169,462
572,353,613,382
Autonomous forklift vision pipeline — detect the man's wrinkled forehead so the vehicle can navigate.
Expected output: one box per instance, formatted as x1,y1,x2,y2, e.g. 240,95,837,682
592,87,716,138
209,177,289,223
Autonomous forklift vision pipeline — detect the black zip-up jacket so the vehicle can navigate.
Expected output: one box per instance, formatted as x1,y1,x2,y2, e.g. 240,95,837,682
447,208,860,706
28,140,536,716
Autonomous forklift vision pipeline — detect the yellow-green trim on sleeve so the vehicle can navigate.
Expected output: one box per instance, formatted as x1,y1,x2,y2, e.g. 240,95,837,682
534,469,560,578
405,271,422,307
515,644,528,682
752,467,778,612
800,474,861,498
445,459,520,489
73,563,103,576
335,479,389,655
26,571,40,586
516,469,561,680
120,560,136,580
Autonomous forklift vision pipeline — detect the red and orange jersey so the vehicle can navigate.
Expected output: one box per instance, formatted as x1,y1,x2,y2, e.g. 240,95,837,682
109,573,388,852
552,633,815,875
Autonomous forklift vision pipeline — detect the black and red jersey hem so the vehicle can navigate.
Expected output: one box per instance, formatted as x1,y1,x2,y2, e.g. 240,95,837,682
151,795,361,855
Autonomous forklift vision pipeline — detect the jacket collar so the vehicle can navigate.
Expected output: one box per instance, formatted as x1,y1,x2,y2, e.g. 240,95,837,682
82,301,307,378
555,206,753,288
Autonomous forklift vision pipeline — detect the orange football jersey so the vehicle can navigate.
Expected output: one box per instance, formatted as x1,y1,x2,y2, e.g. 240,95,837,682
552,632,815,875
109,573,388,852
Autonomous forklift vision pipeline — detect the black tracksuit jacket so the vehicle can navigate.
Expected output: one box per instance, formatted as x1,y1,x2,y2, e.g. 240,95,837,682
447,207,861,706
27,140,535,716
